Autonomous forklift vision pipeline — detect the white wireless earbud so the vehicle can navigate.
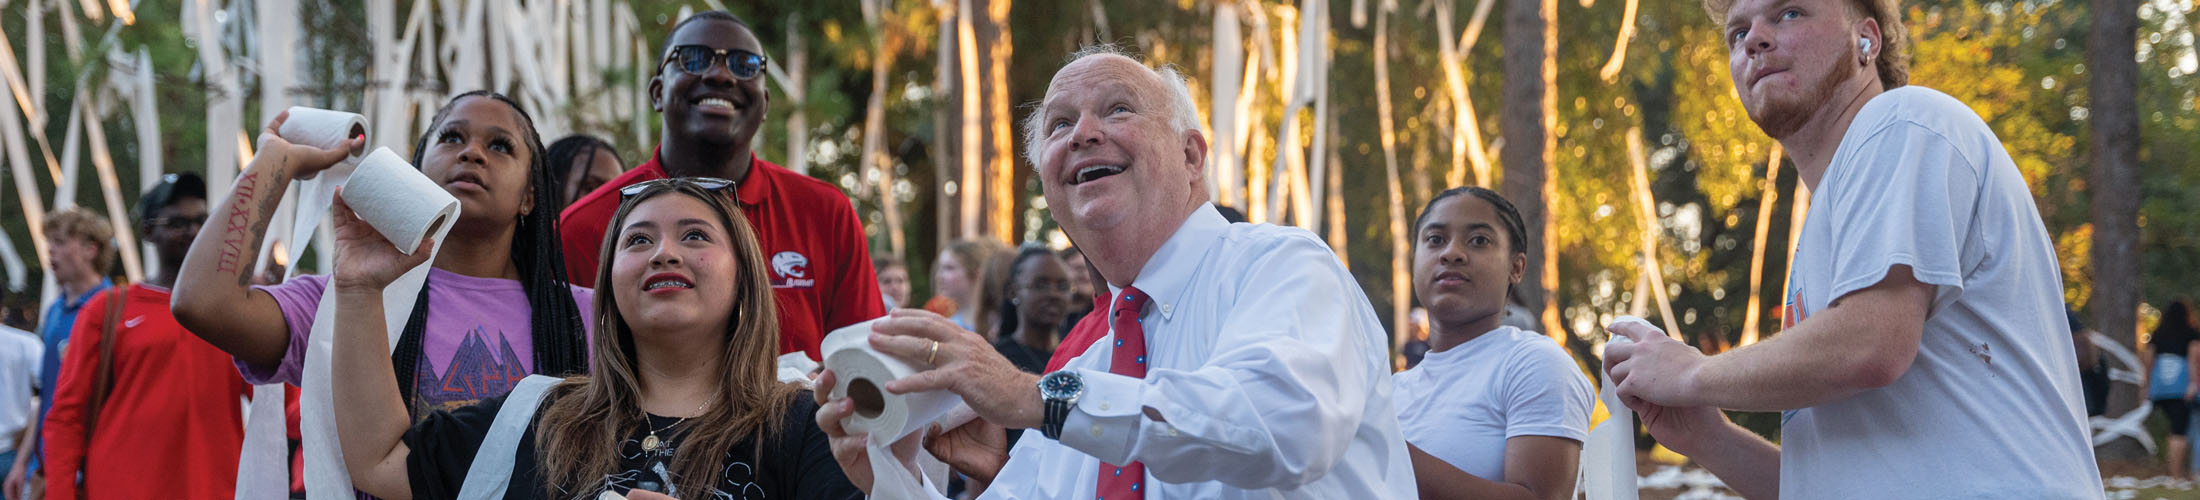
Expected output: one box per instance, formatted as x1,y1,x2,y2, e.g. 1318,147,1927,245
1859,38,1873,53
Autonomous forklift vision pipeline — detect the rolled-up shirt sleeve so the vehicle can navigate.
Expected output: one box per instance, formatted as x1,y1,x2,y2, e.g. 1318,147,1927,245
1055,236,1378,489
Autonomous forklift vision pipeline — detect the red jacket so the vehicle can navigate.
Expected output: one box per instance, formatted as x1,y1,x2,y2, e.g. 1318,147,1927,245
561,151,887,360
42,284,248,500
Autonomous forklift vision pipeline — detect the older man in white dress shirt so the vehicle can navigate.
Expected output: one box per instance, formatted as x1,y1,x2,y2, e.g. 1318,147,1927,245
815,45,1418,499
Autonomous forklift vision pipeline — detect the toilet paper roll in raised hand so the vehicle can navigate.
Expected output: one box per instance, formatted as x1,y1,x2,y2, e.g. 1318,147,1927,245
296,146,460,499
275,107,369,269
822,319,964,500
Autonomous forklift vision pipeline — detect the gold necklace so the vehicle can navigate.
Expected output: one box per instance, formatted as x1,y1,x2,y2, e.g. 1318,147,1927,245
642,392,719,452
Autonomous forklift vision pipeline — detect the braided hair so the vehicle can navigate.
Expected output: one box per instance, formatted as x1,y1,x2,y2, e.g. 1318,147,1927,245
544,134,618,210
389,90,591,413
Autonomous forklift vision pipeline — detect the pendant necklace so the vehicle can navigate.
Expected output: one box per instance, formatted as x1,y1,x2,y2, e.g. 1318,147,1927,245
643,392,719,452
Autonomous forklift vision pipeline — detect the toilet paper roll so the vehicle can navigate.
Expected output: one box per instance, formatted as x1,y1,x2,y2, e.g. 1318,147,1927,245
822,319,964,500
276,107,368,269
296,146,459,499
822,319,965,443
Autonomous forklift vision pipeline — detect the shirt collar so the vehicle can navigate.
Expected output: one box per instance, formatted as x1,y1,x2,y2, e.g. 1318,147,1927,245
734,156,775,207
1110,203,1229,321
636,149,774,207
57,278,114,311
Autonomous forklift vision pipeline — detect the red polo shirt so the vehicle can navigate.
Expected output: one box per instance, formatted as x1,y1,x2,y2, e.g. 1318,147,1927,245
560,151,886,360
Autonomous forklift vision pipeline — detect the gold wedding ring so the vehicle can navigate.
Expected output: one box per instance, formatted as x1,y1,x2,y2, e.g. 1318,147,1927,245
928,340,941,365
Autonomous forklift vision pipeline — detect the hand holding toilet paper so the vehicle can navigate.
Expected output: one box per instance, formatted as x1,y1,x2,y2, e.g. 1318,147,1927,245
1575,317,1647,500
821,319,964,499
298,147,460,499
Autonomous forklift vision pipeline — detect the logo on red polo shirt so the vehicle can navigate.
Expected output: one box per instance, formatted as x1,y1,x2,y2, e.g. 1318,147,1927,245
771,251,815,288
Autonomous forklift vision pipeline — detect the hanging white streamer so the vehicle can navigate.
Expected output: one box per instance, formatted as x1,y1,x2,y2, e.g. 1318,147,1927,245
2086,330,2156,453
296,148,458,499
235,106,372,500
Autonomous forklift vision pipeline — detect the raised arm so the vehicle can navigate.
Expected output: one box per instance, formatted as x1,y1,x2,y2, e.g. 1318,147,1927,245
172,112,363,369
326,191,436,500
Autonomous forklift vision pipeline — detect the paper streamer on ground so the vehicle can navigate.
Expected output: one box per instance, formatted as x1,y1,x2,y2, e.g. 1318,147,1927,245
822,319,965,500
290,147,457,499
1578,316,1647,500
275,107,368,269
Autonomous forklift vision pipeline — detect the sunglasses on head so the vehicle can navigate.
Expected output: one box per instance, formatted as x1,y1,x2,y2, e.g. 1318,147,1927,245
619,177,737,201
661,45,767,80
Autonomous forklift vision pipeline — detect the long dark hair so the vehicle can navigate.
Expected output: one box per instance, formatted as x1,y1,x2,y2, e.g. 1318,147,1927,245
2154,299,2200,350
993,244,1061,344
535,181,798,496
389,91,590,413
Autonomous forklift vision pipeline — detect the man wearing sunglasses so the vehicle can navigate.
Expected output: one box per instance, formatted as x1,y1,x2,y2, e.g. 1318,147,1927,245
559,11,885,361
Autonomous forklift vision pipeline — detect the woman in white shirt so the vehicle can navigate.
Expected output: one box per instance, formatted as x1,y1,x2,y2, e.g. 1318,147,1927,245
1392,186,1594,500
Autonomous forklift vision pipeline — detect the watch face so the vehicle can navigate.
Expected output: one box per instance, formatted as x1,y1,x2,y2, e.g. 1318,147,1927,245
1040,372,1082,399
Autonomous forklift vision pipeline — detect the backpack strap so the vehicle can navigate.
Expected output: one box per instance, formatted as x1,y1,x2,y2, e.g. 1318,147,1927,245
456,374,564,500
85,286,126,441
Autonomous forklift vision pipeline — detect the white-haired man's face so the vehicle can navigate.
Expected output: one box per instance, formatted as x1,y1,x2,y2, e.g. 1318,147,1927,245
1033,55,1206,246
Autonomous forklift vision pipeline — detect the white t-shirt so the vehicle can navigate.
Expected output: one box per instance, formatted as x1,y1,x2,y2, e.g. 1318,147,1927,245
0,326,40,451
1776,86,2100,499
1392,326,1593,480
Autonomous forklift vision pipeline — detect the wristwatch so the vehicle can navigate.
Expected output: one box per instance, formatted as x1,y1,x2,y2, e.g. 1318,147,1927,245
1037,370,1084,440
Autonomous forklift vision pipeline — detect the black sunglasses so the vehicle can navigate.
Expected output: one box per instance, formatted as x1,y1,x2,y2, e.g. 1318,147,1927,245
661,45,767,80
620,177,737,200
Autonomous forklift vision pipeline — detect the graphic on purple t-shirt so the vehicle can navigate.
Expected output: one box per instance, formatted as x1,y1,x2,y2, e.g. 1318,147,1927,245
243,268,594,415
412,326,535,412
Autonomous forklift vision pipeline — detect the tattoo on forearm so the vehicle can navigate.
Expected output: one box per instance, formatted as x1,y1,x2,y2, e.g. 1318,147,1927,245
215,171,260,276
239,167,285,287
214,159,288,286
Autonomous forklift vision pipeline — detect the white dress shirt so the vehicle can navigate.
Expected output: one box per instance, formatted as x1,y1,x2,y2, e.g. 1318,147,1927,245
961,204,1418,499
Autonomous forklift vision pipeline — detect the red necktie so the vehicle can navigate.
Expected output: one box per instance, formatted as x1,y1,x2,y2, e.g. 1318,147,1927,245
1097,287,1149,500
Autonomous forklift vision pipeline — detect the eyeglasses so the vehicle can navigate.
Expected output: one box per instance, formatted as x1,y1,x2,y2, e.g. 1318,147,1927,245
149,215,207,231
660,45,767,80
619,177,737,200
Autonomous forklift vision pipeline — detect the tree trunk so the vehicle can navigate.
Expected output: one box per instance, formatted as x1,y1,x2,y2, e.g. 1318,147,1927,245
864,2,907,259
984,0,1016,243
1502,0,1558,338
934,0,960,243
2089,0,2146,461
955,0,984,240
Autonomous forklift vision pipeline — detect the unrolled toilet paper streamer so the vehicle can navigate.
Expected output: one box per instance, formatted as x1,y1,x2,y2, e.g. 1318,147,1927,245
232,147,458,500
1577,316,1650,500
275,107,368,271
822,319,966,500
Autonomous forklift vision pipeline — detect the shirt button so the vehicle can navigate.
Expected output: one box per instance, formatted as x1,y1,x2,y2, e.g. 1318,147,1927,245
1100,401,1112,411
1090,424,1104,438
1168,427,1179,437
1161,304,1172,314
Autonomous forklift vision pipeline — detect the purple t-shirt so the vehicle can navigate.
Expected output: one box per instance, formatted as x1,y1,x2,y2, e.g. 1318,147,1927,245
242,268,594,415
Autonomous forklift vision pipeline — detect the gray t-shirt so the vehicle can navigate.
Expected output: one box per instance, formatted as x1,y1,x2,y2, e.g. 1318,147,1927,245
1776,86,2100,499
